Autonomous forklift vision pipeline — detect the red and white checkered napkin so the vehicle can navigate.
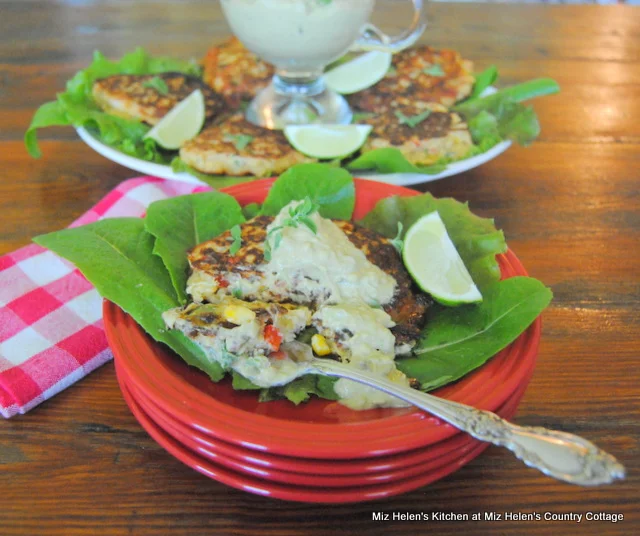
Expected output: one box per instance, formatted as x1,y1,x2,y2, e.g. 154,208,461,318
0,177,209,418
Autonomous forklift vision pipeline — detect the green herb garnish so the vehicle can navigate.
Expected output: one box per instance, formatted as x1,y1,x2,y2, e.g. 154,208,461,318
224,133,254,151
232,287,243,299
390,222,404,254
394,109,431,128
284,197,320,233
263,240,273,262
229,224,242,255
423,64,445,77
264,197,320,260
143,76,169,95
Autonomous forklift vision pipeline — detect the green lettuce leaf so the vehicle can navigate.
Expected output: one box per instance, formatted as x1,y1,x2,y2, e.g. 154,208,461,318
462,97,540,147
347,77,560,174
453,78,559,148
492,100,540,146
469,65,498,100
467,111,503,153
33,219,224,381
398,277,552,391
281,375,339,404
145,192,246,304
241,202,262,220
358,193,507,290
26,48,199,161
232,371,338,405
347,148,448,175
24,102,69,158
231,371,262,390
259,163,355,219
454,78,560,117
257,375,339,405
33,170,550,403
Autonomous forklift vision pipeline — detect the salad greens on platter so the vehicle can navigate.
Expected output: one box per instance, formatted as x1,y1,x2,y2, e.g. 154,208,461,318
34,163,552,405
25,48,559,183
347,70,560,175
25,48,200,163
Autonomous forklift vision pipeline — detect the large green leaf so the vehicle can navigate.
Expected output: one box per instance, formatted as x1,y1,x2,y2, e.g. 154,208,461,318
259,163,355,219
145,192,246,304
32,170,552,402
346,77,560,174
358,193,507,290
453,78,560,117
33,219,224,381
398,277,552,390
24,101,69,158
347,148,447,175
469,65,499,100
256,375,339,405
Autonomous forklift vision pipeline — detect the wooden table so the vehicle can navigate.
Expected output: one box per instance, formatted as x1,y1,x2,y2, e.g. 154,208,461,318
1,1,638,534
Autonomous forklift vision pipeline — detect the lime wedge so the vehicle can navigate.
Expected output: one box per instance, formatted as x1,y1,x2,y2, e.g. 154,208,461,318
403,212,482,306
324,51,392,95
144,89,205,150
284,124,372,159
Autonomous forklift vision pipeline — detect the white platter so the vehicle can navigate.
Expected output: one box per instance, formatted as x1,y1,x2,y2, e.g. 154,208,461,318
76,83,511,188
77,125,511,187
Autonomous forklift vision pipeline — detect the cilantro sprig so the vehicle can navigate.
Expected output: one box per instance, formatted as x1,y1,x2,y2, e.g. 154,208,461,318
224,133,254,151
143,76,169,95
390,222,404,254
264,197,320,261
394,109,431,128
229,224,242,255
423,64,445,77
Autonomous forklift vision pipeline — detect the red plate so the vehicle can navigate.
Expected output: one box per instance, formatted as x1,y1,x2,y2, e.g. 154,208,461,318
104,178,542,459
117,364,526,503
118,357,533,488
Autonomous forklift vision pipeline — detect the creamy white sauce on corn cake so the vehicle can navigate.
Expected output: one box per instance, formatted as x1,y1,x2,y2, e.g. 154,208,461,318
164,201,430,410
264,201,396,306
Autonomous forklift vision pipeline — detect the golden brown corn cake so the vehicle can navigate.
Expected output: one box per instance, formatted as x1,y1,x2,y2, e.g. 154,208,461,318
349,46,474,113
179,114,313,177
187,216,430,351
202,37,274,108
359,103,474,166
92,72,225,125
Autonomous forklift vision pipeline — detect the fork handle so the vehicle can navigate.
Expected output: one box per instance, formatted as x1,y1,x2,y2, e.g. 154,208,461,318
311,359,625,486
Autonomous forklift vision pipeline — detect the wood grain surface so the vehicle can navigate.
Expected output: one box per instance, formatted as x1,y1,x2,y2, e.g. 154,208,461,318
1,1,638,535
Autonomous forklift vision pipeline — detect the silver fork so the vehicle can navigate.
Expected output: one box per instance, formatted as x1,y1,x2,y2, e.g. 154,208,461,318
307,357,625,486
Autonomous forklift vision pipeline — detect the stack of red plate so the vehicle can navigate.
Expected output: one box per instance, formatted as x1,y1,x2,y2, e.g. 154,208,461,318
104,179,541,503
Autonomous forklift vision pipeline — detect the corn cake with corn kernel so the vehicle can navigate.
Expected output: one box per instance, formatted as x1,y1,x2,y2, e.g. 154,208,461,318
202,37,273,108
92,72,225,126
186,215,430,353
349,45,474,113
359,104,473,166
179,114,314,177
163,297,311,357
